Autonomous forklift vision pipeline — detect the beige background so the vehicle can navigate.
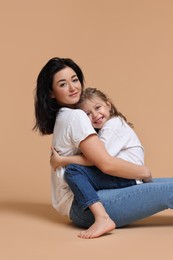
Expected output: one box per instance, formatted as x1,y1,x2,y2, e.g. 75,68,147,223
0,0,173,259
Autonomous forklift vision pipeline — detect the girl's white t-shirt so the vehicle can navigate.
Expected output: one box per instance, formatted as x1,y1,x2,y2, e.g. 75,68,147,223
98,117,144,185
51,108,96,216
98,117,144,165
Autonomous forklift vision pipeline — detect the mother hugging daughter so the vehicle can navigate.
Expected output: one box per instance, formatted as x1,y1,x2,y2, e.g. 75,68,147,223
33,57,173,239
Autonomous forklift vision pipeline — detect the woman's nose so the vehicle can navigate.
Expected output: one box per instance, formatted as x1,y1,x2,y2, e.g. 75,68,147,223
69,83,75,91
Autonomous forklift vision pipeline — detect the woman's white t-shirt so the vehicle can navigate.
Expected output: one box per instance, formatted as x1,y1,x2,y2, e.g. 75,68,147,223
51,108,96,216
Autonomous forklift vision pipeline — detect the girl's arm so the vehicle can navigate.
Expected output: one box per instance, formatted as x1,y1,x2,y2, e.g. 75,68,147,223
79,134,151,180
50,147,92,170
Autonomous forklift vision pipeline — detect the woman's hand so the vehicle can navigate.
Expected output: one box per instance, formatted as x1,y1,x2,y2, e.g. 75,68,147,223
50,147,64,171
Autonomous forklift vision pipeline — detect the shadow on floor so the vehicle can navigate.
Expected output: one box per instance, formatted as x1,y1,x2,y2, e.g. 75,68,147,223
127,212,173,228
0,200,172,229
0,200,70,225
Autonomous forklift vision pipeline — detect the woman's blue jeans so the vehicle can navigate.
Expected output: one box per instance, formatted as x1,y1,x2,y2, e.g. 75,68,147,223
64,164,136,211
66,166,173,228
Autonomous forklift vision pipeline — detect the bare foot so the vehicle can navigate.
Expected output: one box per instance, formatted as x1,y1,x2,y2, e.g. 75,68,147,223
78,215,116,239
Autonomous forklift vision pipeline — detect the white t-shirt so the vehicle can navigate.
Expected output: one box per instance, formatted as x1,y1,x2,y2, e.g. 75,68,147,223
98,117,144,164
51,108,96,216
51,110,144,216
98,117,144,184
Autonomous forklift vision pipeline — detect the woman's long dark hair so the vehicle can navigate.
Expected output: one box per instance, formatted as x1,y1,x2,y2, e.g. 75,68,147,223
33,57,85,135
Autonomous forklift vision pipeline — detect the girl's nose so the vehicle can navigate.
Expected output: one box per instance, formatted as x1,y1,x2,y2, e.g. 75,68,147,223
92,111,98,118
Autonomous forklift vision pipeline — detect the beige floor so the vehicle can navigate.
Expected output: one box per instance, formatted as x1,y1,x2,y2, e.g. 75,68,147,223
1,196,172,260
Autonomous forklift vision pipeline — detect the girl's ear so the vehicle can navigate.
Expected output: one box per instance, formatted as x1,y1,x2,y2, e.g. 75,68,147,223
106,101,112,109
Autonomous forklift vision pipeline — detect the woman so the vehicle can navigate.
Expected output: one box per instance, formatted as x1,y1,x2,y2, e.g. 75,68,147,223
33,57,173,239
50,86,145,239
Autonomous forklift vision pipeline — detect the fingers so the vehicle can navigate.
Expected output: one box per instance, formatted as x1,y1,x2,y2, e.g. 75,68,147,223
50,146,59,153
50,146,54,156
50,146,58,156
50,146,60,171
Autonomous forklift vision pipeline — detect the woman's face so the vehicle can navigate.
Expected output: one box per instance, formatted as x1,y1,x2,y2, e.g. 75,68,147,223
51,67,82,107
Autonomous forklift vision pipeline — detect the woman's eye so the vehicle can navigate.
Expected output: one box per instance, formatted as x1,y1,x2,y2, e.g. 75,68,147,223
59,83,66,87
73,78,79,82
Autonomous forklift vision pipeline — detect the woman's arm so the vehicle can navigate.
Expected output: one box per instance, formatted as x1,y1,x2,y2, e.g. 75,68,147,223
50,147,92,170
79,134,151,180
50,135,151,180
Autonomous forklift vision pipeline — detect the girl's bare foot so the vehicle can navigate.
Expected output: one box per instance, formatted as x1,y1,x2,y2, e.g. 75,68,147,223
78,215,115,239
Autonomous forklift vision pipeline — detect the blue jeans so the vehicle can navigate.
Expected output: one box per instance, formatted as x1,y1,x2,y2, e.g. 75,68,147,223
69,177,173,228
64,164,136,211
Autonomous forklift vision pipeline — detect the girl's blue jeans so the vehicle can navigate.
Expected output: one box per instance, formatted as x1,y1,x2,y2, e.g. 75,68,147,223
65,165,173,228
65,164,136,211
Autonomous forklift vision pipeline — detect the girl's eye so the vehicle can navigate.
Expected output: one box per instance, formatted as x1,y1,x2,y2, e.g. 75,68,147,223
86,112,90,116
96,106,101,110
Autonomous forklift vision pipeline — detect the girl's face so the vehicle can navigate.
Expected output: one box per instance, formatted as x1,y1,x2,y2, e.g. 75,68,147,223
80,97,111,129
51,67,82,107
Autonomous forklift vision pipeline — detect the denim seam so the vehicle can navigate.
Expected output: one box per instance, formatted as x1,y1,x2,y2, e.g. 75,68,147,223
70,203,93,226
103,185,173,206
85,198,101,209
67,172,100,210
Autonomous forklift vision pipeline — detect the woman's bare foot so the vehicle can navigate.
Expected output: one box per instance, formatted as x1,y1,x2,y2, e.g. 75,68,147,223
78,215,116,239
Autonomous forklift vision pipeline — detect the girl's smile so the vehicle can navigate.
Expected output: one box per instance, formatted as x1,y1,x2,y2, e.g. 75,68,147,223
80,97,111,129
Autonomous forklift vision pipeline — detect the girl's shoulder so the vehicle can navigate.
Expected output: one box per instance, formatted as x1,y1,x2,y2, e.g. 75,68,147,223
102,116,130,133
105,116,125,127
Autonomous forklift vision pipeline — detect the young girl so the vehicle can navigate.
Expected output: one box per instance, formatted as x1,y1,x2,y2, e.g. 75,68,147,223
50,87,147,238
34,57,173,240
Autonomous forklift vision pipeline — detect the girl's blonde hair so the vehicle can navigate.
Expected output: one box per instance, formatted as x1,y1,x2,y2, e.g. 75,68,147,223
76,87,133,128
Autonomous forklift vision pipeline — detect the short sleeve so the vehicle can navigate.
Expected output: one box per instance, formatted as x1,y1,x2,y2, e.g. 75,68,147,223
68,109,97,148
98,117,129,156
99,128,125,156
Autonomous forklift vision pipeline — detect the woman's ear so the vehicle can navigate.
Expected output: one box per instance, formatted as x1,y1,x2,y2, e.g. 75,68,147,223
50,91,55,98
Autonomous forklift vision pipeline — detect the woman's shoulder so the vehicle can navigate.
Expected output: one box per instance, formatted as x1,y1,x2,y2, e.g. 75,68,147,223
59,107,86,115
70,108,88,118
59,108,95,133
59,108,88,121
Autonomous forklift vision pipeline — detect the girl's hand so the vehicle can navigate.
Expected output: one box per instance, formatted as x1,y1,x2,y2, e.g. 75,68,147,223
142,170,153,183
50,147,93,170
50,147,64,171
142,177,153,183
